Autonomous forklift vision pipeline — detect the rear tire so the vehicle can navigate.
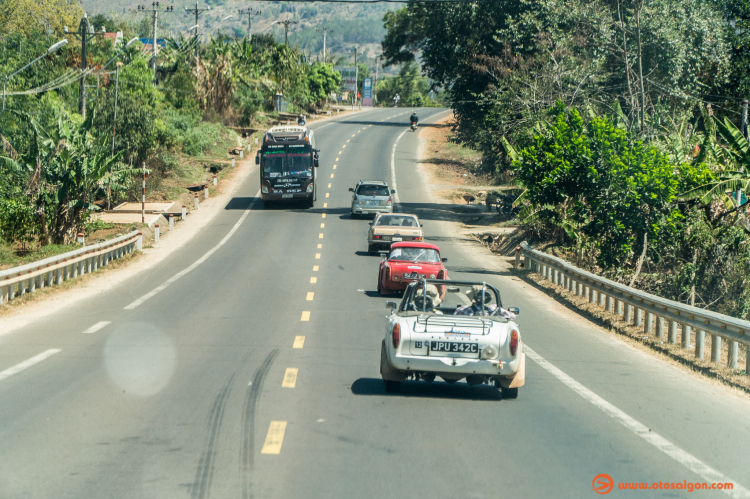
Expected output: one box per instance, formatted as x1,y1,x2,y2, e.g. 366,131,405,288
368,244,376,255
501,386,519,399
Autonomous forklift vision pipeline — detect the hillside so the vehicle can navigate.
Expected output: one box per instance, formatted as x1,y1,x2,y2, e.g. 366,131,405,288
80,0,395,70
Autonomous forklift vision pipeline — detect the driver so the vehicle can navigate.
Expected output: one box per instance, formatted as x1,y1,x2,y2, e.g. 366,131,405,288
410,111,418,125
413,284,443,314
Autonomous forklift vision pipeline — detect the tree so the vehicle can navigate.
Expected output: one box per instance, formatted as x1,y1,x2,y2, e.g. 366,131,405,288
0,0,83,36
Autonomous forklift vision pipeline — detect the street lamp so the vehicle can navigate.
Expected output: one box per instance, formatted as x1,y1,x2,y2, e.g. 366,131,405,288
2,39,67,115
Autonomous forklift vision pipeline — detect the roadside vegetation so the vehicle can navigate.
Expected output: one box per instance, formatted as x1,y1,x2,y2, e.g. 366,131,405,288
382,0,750,321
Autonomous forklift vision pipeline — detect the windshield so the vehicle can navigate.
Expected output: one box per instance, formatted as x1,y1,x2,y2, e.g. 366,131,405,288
262,144,312,178
376,215,418,227
404,282,503,316
389,247,440,263
357,185,389,196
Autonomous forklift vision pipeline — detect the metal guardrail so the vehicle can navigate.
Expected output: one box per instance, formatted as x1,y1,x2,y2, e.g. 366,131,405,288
518,241,750,374
0,230,142,305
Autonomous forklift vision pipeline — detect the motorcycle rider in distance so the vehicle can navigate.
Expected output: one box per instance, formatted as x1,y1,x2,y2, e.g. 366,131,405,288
297,114,306,126
410,111,418,131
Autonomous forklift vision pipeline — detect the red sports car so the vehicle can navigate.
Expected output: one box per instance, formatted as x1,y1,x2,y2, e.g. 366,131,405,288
377,242,448,295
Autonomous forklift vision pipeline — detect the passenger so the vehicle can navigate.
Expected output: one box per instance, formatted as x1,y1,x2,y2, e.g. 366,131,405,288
413,284,443,314
454,285,516,318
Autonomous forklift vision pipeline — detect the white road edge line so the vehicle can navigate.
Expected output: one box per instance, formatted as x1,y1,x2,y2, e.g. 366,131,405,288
390,109,453,212
124,191,261,310
0,349,61,382
82,321,111,334
524,346,750,498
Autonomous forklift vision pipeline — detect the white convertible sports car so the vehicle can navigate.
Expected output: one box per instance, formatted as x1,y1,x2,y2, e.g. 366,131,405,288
380,279,525,398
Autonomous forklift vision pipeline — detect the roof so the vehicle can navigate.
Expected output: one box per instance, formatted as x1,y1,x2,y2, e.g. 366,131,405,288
390,241,440,251
268,125,306,134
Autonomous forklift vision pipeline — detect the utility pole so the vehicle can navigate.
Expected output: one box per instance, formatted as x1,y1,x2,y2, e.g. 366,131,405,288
67,14,103,120
272,19,297,45
185,2,210,59
108,62,122,211
239,8,261,40
138,3,174,79
353,46,358,110
316,27,332,63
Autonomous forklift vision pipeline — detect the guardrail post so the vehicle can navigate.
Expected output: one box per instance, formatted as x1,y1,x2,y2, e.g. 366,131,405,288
29,275,35,293
137,232,143,252
582,284,589,300
624,304,632,324
1,284,7,305
36,272,44,290
194,195,199,210
589,288,597,304
599,291,606,307
9,282,16,300
204,186,209,199
711,335,722,363
605,295,613,312
515,247,521,269
635,308,643,327
682,325,691,349
656,316,665,340
644,312,653,334
169,214,174,231
55,268,62,285
614,298,622,315
154,224,160,242
86,255,92,274
46,269,53,286
668,320,678,344
79,258,85,277
728,341,738,369
182,205,187,221
695,330,705,360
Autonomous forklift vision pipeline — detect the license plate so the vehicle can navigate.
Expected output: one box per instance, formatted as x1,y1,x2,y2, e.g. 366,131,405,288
430,342,478,354
366,200,379,206
403,273,421,279
281,194,293,198
392,237,402,242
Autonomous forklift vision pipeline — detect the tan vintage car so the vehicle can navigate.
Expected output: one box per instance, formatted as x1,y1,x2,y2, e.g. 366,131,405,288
367,213,424,255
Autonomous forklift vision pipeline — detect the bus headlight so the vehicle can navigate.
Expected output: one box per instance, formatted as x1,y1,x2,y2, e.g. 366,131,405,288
261,185,269,194
306,184,314,193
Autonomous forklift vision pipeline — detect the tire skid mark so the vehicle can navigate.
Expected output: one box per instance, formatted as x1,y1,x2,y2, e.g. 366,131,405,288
191,373,237,499
241,349,279,499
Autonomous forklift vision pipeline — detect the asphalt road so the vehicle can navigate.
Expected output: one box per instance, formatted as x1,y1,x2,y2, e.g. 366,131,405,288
1,107,749,499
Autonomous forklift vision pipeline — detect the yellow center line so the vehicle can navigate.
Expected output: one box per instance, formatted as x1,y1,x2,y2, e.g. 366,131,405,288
293,336,305,348
322,213,326,218
310,277,317,283
260,421,287,454
333,165,337,169
328,183,331,188
352,134,356,137
342,145,346,148
306,292,314,301
301,311,310,321
319,233,324,239
331,173,334,178
282,368,298,388
347,139,350,143
315,253,321,259
338,151,342,154
317,243,322,248
313,265,319,271
320,223,325,228
323,203,328,207
357,130,361,133
325,193,329,198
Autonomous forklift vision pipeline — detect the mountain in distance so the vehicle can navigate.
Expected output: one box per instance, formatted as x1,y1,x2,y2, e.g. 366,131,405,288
80,0,396,70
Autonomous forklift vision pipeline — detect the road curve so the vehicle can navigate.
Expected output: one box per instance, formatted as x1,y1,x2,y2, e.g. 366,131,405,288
0,107,749,499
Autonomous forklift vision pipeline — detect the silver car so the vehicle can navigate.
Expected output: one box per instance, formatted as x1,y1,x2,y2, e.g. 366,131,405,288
349,180,394,217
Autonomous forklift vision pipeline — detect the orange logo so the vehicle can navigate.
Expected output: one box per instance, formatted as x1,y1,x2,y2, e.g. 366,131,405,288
592,474,614,495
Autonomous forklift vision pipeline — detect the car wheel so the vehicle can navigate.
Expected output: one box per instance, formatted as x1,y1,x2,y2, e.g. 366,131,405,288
384,380,401,393
501,386,519,399
368,244,376,255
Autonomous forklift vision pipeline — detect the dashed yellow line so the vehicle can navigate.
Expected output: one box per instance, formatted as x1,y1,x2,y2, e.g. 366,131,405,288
315,253,321,259
342,145,346,148
306,292,314,301
347,139,350,143
261,421,287,454
357,130,361,133
333,165,337,169
301,311,310,321
293,336,305,348
323,203,328,208
351,134,356,137
320,223,325,228
313,265,319,271
319,233,324,239
310,277,317,284
282,368,298,388
330,173,334,178
317,243,322,249
327,183,331,188
325,193,329,198
338,151,341,154
322,213,326,218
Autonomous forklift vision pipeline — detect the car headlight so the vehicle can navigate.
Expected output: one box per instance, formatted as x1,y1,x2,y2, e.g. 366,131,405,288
306,184,314,193
481,345,499,360
261,185,268,194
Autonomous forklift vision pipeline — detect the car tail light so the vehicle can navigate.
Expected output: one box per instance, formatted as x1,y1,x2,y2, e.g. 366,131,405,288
509,329,519,356
414,236,422,241
387,196,392,203
392,324,401,349
374,235,381,239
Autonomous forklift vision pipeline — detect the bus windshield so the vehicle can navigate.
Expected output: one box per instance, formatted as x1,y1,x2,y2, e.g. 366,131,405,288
262,144,312,179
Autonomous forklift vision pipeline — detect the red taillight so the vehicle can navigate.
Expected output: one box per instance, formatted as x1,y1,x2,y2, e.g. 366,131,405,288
414,236,422,241
392,324,401,349
387,196,392,203
374,235,381,239
509,329,518,356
